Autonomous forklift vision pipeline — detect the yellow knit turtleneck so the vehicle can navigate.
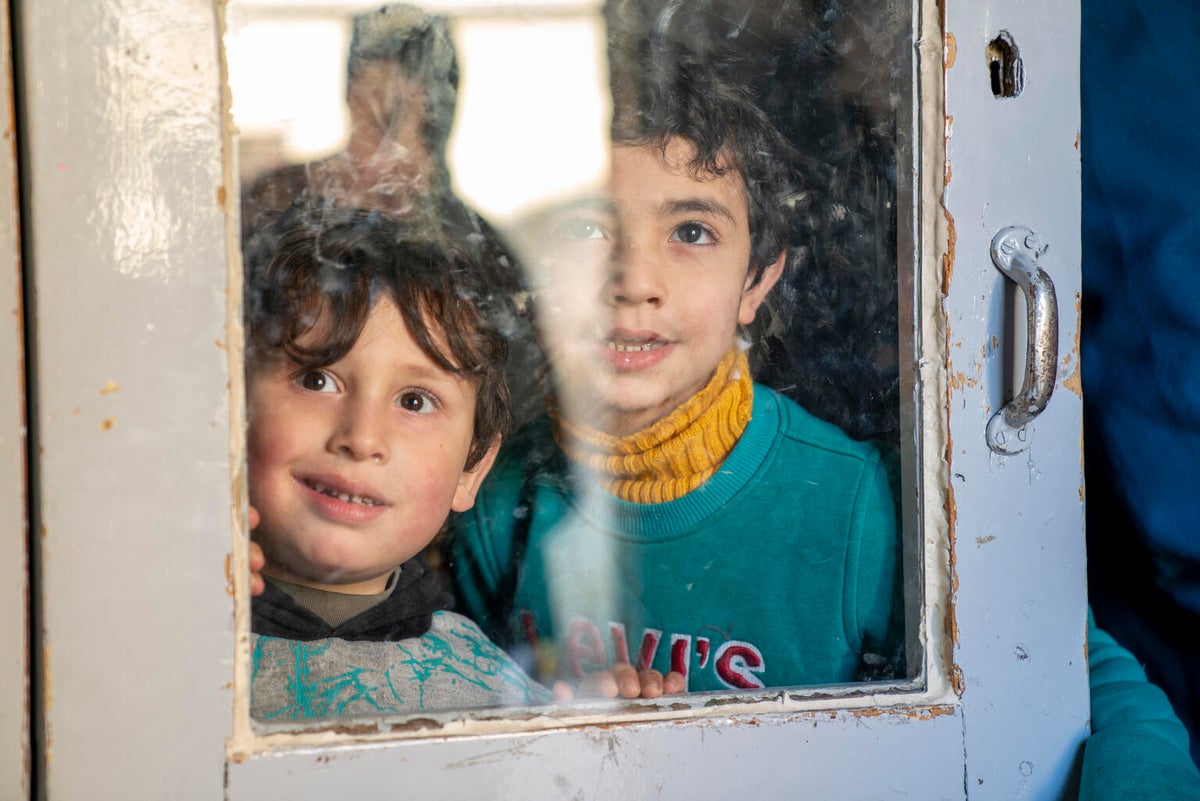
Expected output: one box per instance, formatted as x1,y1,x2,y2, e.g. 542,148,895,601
554,347,753,504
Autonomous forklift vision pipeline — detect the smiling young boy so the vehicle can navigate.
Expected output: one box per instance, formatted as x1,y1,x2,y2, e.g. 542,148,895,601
448,51,901,693
243,207,550,719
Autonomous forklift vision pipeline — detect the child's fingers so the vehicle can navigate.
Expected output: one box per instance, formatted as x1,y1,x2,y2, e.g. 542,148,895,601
636,669,665,699
562,666,682,700
247,540,266,597
248,541,265,571
609,663,642,699
576,669,621,698
247,505,260,530
661,670,686,695
573,665,640,699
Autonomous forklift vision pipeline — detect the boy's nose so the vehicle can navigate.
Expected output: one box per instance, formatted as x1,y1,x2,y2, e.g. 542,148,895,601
607,241,666,307
327,401,389,463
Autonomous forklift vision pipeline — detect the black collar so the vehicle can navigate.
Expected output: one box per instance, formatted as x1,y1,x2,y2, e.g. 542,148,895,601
251,557,452,642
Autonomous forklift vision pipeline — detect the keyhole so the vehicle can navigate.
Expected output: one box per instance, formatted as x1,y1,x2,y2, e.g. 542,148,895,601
986,31,1024,98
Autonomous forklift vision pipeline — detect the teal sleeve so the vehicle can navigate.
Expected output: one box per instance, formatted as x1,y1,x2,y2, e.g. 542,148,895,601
446,452,523,643
1078,610,1200,801
448,479,508,642
447,501,499,635
846,447,900,661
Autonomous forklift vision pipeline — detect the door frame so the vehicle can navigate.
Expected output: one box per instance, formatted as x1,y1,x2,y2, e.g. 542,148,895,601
17,1,1087,798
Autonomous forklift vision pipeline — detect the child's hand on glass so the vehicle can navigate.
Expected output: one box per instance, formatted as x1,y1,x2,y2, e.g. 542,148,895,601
247,505,265,597
553,664,686,700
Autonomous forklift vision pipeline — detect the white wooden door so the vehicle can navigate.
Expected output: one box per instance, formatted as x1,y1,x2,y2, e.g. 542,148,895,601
16,0,1086,799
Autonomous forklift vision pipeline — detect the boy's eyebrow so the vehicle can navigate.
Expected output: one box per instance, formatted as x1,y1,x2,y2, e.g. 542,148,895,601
541,194,737,225
392,354,466,383
657,197,738,225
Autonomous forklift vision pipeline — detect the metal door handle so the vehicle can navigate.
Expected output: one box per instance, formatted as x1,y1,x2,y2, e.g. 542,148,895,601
986,226,1058,455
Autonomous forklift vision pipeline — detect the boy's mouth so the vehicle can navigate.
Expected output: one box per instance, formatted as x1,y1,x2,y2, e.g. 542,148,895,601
303,479,385,507
599,330,674,373
603,330,669,352
606,340,663,353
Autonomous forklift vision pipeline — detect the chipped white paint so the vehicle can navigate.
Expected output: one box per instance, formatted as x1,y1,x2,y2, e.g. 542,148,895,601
229,711,969,800
943,0,1089,796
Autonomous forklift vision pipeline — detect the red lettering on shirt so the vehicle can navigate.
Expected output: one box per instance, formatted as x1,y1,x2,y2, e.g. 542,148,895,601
609,622,630,664
635,628,663,671
669,634,691,689
516,609,767,688
714,641,766,689
564,617,606,679
520,610,539,648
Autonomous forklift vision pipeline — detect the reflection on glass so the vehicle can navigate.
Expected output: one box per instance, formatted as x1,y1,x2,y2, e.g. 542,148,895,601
230,0,911,722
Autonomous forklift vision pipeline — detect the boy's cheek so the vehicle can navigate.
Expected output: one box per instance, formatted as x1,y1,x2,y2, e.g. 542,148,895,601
244,437,292,532
245,401,301,465
245,433,278,482
244,462,272,532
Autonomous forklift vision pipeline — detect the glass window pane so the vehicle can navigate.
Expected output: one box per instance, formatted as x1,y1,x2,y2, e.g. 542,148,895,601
227,0,918,727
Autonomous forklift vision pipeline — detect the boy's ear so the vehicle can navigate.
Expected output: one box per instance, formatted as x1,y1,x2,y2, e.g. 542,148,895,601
451,436,501,513
737,250,786,326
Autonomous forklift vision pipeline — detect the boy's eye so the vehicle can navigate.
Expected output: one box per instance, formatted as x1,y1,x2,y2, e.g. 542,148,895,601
670,222,716,245
297,370,337,393
553,217,607,241
396,389,438,414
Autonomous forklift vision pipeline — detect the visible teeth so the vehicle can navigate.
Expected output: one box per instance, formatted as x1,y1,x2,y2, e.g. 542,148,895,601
607,341,657,353
309,481,382,507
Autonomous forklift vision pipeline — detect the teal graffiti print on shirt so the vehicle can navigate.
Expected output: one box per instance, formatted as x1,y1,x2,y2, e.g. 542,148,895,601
250,612,548,721
255,638,400,720
393,613,534,708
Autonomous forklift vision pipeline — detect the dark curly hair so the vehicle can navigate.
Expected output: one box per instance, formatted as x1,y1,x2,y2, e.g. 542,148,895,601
605,0,904,444
243,206,509,469
608,27,796,284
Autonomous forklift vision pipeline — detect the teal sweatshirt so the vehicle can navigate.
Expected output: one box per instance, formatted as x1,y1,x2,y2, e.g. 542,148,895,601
1079,611,1200,799
449,384,902,692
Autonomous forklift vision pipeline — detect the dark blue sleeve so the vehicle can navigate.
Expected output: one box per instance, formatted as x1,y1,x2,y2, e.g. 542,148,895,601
1081,0,1200,766
1082,1,1200,602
